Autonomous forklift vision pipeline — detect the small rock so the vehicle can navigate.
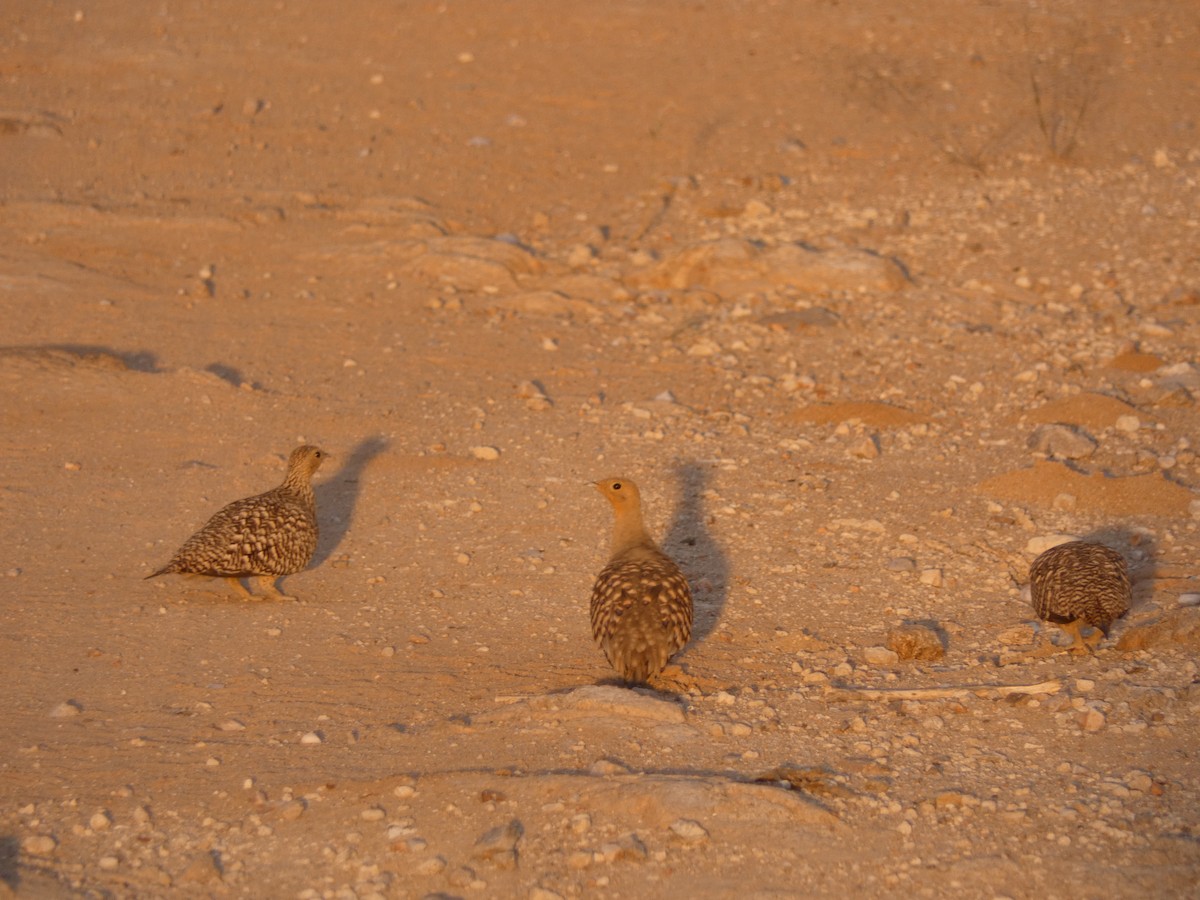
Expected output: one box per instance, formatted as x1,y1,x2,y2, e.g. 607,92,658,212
1027,424,1097,460
22,835,57,856
1025,534,1079,556
887,624,945,661
276,800,306,821
180,852,222,884
473,819,523,868
849,435,880,460
89,811,112,831
299,731,323,745
668,819,709,844
998,623,1037,646
470,445,501,461
599,832,648,863
1178,593,1200,608
1116,607,1200,650
862,646,900,667
1079,709,1106,732
530,887,565,900
49,700,82,718
361,806,386,822
886,556,916,572
1124,770,1154,792
918,568,943,587
415,855,447,875
1115,415,1141,433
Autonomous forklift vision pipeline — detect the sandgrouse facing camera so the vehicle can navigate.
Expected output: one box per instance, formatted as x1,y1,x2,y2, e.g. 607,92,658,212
147,445,326,600
589,477,693,684
1029,539,1131,654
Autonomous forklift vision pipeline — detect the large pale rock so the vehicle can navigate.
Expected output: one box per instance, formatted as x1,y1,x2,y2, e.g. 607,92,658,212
630,238,909,296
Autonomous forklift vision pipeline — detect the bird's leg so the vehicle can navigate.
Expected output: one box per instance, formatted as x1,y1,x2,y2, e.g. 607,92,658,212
255,575,297,601
1082,625,1106,652
226,576,255,599
1060,619,1095,655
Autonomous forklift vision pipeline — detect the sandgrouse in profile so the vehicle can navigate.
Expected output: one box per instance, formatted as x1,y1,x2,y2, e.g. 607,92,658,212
147,445,326,600
589,477,693,684
1029,540,1131,653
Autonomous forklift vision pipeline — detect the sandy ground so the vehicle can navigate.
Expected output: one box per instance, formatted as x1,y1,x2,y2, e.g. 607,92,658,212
3,1,1200,897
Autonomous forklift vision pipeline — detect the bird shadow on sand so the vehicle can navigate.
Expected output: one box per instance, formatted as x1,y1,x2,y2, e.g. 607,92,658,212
312,435,390,568
663,461,729,647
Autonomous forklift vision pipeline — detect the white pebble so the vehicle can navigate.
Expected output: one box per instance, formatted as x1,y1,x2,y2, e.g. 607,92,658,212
669,819,709,843
300,731,323,745
918,568,943,587
49,700,82,718
470,445,501,461
1115,415,1140,433
1025,534,1079,556
90,811,112,831
22,835,57,856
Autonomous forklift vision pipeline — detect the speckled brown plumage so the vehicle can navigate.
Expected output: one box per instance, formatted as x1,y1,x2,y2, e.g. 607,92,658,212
1029,540,1131,653
147,445,326,600
589,477,693,684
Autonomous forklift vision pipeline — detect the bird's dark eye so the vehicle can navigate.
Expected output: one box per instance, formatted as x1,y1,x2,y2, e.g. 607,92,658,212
612,482,622,490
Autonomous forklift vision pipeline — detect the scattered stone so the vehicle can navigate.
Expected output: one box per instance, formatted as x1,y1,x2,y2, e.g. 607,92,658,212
887,624,945,661
1115,414,1141,433
473,819,523,869
516,380,553,410
496,291,600,319
861,646,900,667
49,700,82,718
471,445,501,461
275,800,306,821
849,435,880,460
89,810,112,831
1116,607,1200,650
21,834,57,856
1027,424,1097,460
632,238,909,295
361,806,386,821
598,832,648,863
180,852,222,884
1025,534,1078,556
415,855,447,875
918,568,943,588
669,819,710,844
1079,709,1106,732
299,731,323,745
886,557,916,572
998,623,1037,646
1124,770,1154,792
1178,593,1200,608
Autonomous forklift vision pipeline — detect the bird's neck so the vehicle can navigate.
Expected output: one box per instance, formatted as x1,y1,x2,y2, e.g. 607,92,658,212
610,507,656,559
281,471,314,501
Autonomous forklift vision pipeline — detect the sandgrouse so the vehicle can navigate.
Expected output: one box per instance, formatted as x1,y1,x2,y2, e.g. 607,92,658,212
147,445,326,600
589,477,693,684
1029,540,1131,653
